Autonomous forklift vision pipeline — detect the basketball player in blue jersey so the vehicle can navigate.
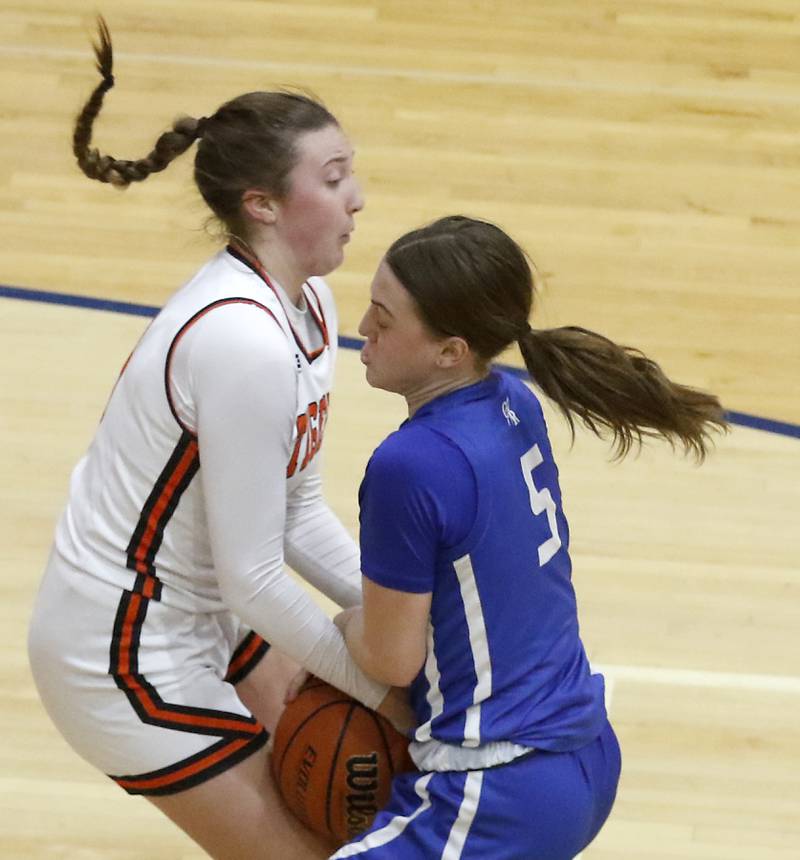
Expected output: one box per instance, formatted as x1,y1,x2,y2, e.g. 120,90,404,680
27,18,409,860
333,216,728,859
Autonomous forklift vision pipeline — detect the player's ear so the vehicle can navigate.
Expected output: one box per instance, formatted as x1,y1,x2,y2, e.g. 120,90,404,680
241,189,278,225
437,336,470,369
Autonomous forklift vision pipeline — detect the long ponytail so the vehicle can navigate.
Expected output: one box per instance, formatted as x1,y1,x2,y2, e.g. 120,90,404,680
385,215,728,461
518,325,727,460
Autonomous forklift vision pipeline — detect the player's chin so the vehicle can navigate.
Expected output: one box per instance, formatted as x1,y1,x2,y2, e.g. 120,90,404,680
311,246,346,278
363,362,386,391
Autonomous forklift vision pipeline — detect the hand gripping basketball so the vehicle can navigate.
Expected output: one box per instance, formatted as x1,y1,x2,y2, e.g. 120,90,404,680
271,676,416,846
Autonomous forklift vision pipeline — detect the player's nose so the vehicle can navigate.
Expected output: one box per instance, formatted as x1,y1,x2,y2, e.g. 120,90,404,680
358,307,373,339
349,177,364,213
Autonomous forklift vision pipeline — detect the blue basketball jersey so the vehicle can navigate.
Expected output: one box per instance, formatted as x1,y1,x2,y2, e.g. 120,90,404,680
358,371,606,754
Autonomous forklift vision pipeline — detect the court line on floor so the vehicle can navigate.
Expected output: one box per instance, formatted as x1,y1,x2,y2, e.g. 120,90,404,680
595,663,800,693
2,42,800,106
2,282,799,441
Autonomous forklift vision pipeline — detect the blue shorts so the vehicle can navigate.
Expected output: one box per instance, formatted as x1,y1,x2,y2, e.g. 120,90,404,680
330,720,621,860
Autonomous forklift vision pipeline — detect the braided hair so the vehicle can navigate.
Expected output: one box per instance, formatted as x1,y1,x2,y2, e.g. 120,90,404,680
72,17,201,188
72,17,339,239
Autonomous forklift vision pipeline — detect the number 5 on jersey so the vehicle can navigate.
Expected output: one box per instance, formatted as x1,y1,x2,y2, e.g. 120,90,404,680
520,444,562,566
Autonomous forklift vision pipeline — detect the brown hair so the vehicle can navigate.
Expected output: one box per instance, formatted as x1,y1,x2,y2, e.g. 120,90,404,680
72,17,338,237
385,215,728,460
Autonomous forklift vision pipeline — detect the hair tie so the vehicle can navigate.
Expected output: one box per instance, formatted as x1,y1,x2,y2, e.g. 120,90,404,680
517,322,533,340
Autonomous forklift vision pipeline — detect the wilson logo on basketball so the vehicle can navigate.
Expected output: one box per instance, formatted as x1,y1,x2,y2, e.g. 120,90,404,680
293,744,318,820
344,752,380,838
271,678,415,846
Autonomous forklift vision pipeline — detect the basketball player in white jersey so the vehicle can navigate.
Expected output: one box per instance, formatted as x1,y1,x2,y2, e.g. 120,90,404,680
27,19,402,859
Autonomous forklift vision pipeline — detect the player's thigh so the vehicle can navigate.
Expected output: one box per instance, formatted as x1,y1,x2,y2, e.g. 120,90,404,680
149,742,333,860
330,763,568,860
29,554,266,785
468,731,620,860
332,767,558,859
333,733,619,860
330,770,464,859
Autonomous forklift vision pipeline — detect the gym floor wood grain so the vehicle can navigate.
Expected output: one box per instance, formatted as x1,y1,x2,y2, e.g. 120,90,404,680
1,3,798,857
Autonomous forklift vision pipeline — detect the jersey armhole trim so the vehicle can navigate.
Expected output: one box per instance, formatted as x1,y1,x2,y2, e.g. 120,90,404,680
164,297,283,436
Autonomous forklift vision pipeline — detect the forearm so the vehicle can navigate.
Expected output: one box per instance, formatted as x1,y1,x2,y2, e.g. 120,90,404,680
338,606,422,687
191,316,380,706
339,609,386,682
284,496,362,609
224,573,387,710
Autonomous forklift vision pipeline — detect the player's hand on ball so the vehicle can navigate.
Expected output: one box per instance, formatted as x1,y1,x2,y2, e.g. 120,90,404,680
271,677,416,846
284,667,310,704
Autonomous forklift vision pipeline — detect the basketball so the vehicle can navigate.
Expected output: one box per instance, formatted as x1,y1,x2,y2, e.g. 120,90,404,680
271,676,415,846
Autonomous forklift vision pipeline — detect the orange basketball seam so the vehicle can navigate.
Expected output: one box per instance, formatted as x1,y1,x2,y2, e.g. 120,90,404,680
324,701,357,838
274,699,353,782
273,682,413,845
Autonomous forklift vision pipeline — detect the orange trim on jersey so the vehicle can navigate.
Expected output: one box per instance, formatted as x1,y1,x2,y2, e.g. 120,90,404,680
119,669,262,734
110,588,261,737
303,281,330,355
227,243,330,362
114,737,250,791
111,731,268,796
130,437,198,576
125,432,199,595
115,591,142,676
164,297,282,435
116,435,261,739
225,632,270,685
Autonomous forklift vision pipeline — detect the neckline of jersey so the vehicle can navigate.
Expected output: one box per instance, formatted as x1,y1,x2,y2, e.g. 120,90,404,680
225,243,329,363
411,372,500,422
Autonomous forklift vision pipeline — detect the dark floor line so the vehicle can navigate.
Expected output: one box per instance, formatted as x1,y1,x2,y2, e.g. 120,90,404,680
4,283,799,441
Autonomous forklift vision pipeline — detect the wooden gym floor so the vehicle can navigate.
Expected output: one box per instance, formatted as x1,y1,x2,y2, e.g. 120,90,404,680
1,2,798,858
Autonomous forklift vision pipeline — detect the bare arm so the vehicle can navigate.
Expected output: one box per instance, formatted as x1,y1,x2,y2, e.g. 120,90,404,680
338,578,431,687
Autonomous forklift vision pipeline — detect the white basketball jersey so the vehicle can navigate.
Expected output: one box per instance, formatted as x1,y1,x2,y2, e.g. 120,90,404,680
54,245,336,613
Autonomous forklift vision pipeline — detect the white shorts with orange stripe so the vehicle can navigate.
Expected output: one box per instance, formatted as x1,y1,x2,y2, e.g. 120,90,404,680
28,548,270,796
